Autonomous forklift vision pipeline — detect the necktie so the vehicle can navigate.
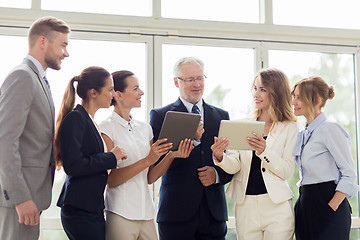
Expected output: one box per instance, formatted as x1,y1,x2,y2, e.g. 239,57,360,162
191,105,200,114
191,105,202,143
43,76,52,95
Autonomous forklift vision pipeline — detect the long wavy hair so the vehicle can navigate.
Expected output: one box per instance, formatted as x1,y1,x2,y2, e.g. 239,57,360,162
251,68,296,133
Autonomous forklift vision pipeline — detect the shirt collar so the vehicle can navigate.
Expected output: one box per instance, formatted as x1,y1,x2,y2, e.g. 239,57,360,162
111,111,134,128
26,55,46,79
179,97,203,113
293,112,326,157
306,112,326,133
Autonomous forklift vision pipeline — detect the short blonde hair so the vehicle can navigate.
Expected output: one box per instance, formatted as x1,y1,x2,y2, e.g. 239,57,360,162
291,76,335,121
28,16,70,48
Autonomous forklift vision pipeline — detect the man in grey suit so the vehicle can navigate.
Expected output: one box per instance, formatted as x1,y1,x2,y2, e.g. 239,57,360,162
0,16,70,240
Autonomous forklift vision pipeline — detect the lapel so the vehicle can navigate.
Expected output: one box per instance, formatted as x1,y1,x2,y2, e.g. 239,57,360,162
75,105,104,152
172,98,188,113
23,58,55,119
265,121,286,150
202,100,213,130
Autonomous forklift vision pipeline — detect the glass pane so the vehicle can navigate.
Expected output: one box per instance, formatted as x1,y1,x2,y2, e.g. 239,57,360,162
0,36,27,85
42,0,152,16
225,228,237,240
162,44,255,120
42,229,68,239
269,50,359,217
273,0,360,29
48,39,147,123
0,0,30,8
350,228,359,240
162,0,259,23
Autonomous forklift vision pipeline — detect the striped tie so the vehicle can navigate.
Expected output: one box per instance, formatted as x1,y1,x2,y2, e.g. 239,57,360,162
191,105,200,114
43,76,52,95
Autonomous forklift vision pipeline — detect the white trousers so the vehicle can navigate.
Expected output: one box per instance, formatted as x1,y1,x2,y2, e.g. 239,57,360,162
105,211,158,240
235,194,294,240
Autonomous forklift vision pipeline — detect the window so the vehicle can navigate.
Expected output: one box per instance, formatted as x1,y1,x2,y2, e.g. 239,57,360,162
162,0,259,23
41,0,152,16
0,0,30,8
273,0,360,29
161,42,255,121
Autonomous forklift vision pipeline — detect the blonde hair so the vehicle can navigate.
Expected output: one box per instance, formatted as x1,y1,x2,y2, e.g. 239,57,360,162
252,68,296,132
291,76,335,122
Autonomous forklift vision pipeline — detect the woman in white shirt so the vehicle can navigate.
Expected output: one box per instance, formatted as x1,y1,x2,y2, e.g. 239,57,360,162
100,70,194,240
211,68,298,240
292,76,358,240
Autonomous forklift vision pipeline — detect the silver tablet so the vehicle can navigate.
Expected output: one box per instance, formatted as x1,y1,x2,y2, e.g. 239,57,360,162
218,120,265,150
158,111,201,151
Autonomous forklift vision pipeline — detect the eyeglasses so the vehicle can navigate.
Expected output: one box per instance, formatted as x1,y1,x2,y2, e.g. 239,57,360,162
177,75,207,83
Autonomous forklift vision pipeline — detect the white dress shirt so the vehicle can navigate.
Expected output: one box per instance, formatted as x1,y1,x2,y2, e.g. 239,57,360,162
99,112,155,220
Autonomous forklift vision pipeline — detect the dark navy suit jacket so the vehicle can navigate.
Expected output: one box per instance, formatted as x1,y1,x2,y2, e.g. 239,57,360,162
57,105,117,212
150,98,233,223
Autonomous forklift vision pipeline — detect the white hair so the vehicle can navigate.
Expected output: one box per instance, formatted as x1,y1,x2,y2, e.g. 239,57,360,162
173,57,204,77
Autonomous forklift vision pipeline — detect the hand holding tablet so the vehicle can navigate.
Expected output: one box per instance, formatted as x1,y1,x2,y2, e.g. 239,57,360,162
158,111,201,151
218,120,265,150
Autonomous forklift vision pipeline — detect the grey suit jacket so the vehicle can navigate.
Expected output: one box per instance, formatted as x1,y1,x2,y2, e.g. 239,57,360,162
0,58,55,211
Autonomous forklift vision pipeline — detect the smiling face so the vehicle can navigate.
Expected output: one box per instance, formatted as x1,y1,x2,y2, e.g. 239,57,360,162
44,32,69,70
252,76,271,111
292,85,309,118
174,63,204,104
119,75,144,109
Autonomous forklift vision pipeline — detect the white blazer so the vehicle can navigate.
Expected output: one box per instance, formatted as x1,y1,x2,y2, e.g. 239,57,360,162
214,121,299,204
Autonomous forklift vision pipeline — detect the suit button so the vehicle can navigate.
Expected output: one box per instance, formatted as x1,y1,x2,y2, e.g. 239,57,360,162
201,151,205,155
262,168,266,172
3,190,9,200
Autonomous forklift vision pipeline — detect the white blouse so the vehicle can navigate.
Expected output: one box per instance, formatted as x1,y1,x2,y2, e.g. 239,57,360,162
99,111,155,220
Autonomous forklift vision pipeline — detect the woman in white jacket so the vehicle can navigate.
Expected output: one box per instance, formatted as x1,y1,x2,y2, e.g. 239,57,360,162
211,68,298,240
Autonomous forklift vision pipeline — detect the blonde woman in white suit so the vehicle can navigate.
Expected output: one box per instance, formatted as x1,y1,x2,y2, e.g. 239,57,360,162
211,68,298,240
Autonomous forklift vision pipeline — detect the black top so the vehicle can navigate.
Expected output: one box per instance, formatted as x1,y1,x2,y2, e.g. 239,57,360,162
245,136,268,195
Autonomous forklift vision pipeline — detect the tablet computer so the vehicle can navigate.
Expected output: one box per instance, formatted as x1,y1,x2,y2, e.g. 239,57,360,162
158,111,201,151
218,120,265,150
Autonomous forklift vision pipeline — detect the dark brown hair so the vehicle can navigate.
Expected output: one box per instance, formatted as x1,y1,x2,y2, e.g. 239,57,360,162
54,66,110,169
111,70,134,105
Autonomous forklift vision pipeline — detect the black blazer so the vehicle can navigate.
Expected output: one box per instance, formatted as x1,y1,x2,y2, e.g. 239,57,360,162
57,105,117,212
150,98,233,222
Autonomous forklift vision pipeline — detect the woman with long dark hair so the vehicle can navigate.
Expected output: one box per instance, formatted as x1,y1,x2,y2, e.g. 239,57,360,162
55,66,126,240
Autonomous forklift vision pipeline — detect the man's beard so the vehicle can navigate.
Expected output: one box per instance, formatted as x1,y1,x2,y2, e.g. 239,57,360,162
45,54,61,70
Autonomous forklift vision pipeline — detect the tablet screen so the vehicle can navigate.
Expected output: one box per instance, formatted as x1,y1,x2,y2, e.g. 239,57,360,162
218,120,265,150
